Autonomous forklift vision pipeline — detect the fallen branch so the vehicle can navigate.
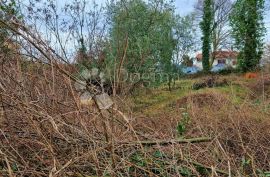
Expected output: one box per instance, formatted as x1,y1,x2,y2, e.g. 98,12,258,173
124,137,212,146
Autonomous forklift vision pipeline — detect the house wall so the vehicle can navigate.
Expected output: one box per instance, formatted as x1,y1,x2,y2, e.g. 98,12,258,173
226,58,237,68
194,60,219,69
194,58,237,69
213,60,218,66
194,61,203,69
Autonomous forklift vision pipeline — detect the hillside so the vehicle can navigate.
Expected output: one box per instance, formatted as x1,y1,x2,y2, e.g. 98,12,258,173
1,60,269,176
1,0,270,176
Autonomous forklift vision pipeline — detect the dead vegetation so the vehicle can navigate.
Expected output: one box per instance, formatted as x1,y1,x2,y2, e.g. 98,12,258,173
247,75,270,101
175,92,229,110
192,76,229,90
181,92,270,174
2,55,269,176
0,21,269,176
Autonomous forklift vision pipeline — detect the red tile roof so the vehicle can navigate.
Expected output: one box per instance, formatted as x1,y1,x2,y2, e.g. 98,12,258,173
196,51,238,61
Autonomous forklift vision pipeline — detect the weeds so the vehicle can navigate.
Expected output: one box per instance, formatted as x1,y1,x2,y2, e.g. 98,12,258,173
0,54,270,176
177,111,190,136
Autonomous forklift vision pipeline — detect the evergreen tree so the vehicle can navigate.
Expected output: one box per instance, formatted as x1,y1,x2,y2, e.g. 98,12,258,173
230,0,266,72
200,0,214,72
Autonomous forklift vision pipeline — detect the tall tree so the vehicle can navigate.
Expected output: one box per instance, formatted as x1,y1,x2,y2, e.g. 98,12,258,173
107,0,177,91
195,0,233,65
200,0,214,72
230,0,266,72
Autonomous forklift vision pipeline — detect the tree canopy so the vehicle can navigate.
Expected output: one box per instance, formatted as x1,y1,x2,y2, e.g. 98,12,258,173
230,0,266,72
106,0,177,89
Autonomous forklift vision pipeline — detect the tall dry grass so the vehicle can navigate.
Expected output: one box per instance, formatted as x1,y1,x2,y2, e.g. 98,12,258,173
1,55,270,176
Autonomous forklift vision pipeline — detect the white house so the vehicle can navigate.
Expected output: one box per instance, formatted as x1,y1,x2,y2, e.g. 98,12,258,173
194,51,238,70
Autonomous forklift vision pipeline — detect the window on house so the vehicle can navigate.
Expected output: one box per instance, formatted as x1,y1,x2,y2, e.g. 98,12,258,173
218,59,226,64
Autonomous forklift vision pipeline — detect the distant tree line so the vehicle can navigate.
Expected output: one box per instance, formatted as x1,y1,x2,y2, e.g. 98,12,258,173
0,0,268,93
200,0,266,72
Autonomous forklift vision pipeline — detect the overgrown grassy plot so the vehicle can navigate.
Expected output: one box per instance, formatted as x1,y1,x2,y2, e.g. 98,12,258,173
131,79,195,116
0,0,269,175
129,74,270,176
131,75,249,116
1,56,270,176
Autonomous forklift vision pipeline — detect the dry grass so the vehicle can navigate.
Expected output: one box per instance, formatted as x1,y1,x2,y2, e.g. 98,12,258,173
247,74,270,101
180,92,270,175
0,56,270,176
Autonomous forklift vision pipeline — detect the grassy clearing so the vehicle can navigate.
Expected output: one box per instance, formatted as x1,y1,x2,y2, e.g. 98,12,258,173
132,74,251,116
132,80,193,116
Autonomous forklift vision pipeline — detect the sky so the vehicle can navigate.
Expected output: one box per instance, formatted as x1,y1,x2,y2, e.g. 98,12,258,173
175,0,197,16
20,0,270,42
